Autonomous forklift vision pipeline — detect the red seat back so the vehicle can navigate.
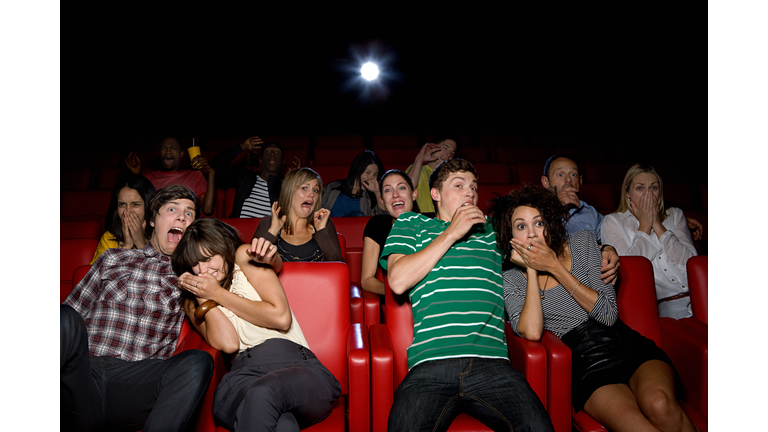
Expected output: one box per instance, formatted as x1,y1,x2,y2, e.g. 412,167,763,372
615,256,662,346
61,240,98,302
61,190,112,218
61,220,103,240
218,217,262,244
686,256,708,324
383,280,416,389
278,262,351,392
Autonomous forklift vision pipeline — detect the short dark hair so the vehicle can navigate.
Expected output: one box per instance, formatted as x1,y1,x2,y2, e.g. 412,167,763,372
105,174,156,244
171,217,242,291
378,169,414,195
428,158,477,191
147,185,201,237
543,154,579,178
430,135,460,150
489,185,568,260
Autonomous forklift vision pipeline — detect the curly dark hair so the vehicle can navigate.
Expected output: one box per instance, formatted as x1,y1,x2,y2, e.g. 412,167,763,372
488,185,569,260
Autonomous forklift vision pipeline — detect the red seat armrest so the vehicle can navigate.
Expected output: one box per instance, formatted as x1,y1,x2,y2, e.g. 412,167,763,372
347,323,370,432
540,331,572,432
369,324,393,432
660,317,708,418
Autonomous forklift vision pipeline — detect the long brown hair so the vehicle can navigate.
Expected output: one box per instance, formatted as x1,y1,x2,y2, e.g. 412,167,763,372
278,168,324,235
171,218,242,291
616,163,667,222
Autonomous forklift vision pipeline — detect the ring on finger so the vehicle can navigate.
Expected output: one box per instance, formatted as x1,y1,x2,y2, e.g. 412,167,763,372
527,245,532,251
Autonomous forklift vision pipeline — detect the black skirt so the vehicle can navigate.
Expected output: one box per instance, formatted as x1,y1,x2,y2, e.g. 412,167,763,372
560,318,677,412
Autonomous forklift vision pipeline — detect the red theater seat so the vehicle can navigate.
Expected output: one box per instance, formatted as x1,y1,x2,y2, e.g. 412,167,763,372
61,168,93,190
60,239,98,302
515,163,545,185
541,256,708,431
685,256,708,325
312,147,366,166
369,277,551,432
61,190,112,220
311,165,352,185
578,182,618,214
315,134,365,148
372,146,420,165
477,184,521,213
371,134,419,148
333,217,380,326
61,220,103,240
473,162,512,184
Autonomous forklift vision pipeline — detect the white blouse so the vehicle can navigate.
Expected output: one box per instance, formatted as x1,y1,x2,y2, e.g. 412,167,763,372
601,207,697,300
217,264,309,354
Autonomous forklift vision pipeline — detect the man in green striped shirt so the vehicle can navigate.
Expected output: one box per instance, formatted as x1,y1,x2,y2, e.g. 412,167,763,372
381,159,553,432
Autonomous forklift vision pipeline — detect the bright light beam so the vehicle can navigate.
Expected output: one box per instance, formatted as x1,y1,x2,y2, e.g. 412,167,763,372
361,62,379,81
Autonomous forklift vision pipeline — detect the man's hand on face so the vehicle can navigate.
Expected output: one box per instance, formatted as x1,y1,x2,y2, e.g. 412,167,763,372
552,185,580,208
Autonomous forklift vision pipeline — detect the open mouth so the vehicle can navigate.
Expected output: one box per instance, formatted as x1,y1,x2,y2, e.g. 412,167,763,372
391,201,405,209
301,200,313,208
167,227,184,244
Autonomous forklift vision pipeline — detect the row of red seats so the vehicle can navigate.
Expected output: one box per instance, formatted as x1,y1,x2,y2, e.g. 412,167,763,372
61,230,708,431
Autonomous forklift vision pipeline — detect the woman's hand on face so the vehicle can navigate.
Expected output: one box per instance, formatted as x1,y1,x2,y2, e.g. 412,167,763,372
247,237,278,264
508,242,528,270
124,208,147,249
268,201,286,237
511,239,559,273
631,188,657,231
362,178,380,196
314,208,330,231
178,272,223,302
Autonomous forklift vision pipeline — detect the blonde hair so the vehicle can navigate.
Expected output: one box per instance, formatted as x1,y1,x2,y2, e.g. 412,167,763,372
278,168,324,235
616,163,667,222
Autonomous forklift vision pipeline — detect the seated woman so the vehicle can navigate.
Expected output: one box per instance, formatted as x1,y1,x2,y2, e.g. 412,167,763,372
91,173,156,264
360,170,417,295
320,150,387,217
172,217,341,431
490,185,697,432
252,167,344,262
601,163,697,319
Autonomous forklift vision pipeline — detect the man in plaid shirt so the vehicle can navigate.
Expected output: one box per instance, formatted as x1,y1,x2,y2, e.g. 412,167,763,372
61,185,214,432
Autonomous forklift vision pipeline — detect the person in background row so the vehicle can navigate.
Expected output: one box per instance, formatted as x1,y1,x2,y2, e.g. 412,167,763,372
601,163,698,320
493,185,697,432
252,168,344,262
91,173,156,264
172,218,340,432
61,185,213,432
406,136,458,214
212,136,285,218
321,150,387,217
360,170,417,295
125,136,217,216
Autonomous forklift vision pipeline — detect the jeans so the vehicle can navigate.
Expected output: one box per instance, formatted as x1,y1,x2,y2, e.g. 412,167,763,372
387,357,554,432
60,305,214,432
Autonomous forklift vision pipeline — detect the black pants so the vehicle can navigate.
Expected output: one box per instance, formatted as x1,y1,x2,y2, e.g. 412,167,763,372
60,305,214,432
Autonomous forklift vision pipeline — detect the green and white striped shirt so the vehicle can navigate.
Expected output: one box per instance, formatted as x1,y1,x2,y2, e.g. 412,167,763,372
381,212,508,370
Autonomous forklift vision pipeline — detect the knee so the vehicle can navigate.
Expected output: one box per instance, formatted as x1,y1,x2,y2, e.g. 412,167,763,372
60,305,85,336
174,349,214,381
638,388,684,428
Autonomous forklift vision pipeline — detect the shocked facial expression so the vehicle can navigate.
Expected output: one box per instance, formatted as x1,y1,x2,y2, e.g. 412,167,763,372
260,145,283,174
542,157,581,193
510,205,546,248
431,170,478,220
117,186,145,225
149,198,197,255
192,253,227,284
626,172,661,208
159,137,183,172
291,179,320,219
380,174,416,218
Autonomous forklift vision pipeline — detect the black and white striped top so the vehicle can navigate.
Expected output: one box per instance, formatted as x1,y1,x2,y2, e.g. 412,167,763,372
503,230,618,339
240,176,272,218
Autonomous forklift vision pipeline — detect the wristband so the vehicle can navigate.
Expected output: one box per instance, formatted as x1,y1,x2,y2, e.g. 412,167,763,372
600,244,612,253
570,282,581,296
194,300,219,319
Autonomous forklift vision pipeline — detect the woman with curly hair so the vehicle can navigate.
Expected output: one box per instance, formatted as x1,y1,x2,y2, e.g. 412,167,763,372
490,185,697,432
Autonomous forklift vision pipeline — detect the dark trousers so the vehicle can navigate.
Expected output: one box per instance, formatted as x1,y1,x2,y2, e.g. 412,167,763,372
387,357,554,432
212,338,341,432
60,305,214,432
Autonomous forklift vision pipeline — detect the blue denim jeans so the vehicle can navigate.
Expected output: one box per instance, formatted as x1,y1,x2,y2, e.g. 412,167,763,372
387,357,553,432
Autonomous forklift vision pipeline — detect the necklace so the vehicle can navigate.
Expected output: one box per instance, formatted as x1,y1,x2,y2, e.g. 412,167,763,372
540,274,550,300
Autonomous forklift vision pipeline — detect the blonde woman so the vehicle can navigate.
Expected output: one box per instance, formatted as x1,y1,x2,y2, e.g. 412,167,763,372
601,163,697,319
252,168,344,262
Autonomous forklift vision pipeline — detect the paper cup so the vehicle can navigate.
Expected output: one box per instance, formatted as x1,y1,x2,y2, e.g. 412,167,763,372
187,146,201,163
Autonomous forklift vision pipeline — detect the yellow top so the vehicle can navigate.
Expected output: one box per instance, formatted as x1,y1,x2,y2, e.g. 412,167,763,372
406,164,434,214
91,231,119,265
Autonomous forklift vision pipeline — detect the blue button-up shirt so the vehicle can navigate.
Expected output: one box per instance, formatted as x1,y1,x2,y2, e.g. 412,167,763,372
565,200,604,243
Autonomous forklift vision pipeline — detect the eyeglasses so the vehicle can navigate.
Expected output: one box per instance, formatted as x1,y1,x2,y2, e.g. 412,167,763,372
263,149,282,157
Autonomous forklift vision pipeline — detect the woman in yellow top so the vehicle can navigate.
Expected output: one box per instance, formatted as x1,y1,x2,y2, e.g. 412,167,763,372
91,174,156,264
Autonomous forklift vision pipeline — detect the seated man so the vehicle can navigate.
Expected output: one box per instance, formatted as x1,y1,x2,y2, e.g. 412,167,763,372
126,137,216,215
406,136,458,214
381,158,554,432
211,136,284,218
61,185,213,432
540,154,702,285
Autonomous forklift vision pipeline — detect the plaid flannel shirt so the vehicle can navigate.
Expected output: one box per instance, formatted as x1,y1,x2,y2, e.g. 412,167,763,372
64,242,184,361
